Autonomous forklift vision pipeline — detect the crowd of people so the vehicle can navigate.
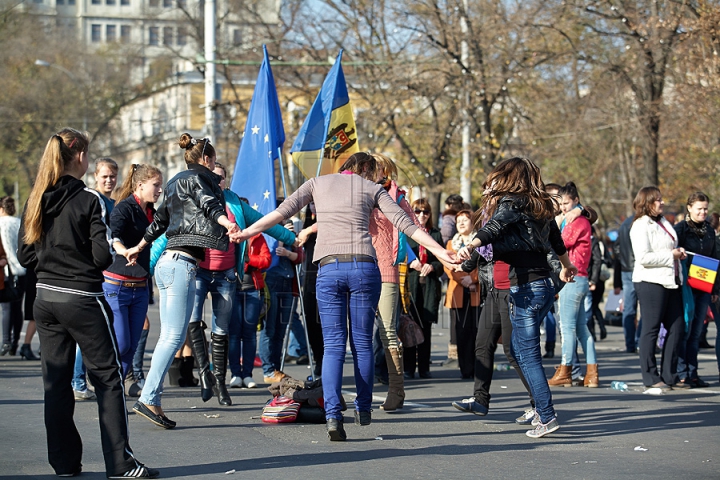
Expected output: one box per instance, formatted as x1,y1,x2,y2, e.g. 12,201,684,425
1,127,719,477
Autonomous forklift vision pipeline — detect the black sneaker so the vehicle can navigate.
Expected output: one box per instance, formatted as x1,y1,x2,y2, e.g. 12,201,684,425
326,418,347,441
354,410,372,426
689,377,710,388
132,402,176,429
57,467,82,477
451,397,488,416
107,465,159,478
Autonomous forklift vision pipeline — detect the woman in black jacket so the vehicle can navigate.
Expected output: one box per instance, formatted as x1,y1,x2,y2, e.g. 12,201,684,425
126,133,241,429
674,192,719,388
18,128,157,479
104,164,163,380
457,157,576,439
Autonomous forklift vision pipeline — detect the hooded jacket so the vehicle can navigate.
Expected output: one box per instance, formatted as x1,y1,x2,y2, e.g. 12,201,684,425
18,176,114,293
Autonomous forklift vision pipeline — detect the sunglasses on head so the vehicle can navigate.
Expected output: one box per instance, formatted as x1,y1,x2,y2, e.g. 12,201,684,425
414,209,429,215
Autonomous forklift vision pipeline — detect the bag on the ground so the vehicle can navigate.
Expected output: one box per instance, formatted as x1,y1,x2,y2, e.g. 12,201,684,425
261,396,301,423
398,312,424,348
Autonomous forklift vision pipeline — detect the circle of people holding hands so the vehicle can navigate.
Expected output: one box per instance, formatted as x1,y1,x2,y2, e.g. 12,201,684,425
4,126,718,479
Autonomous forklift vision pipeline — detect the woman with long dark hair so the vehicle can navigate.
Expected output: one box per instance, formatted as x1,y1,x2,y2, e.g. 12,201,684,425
457,157,576,439
18,128,157,478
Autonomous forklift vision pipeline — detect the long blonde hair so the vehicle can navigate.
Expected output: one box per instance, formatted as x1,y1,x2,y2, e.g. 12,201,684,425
24,128,89,244
113,163,163,201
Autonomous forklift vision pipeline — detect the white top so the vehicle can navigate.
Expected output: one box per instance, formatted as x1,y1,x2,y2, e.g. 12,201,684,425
0,216,27,277
629,215,679,289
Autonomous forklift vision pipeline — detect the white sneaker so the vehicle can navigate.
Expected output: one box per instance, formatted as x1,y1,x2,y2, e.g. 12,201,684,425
73,388,97,401
242,377,257,388
228,376,243,388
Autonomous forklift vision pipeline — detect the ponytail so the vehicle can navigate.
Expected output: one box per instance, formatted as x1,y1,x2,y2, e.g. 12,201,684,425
24,128,89,244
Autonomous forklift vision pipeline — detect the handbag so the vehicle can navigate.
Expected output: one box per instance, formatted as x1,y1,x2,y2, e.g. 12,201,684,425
0,265,20,303
398,309,425,348
261,396,301,423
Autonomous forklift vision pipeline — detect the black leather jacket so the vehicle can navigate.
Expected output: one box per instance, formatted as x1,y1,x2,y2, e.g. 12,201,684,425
475,196,566,258
144,163,229,251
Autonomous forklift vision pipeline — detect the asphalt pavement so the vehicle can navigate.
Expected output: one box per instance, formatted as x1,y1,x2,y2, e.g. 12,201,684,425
1,302,719,480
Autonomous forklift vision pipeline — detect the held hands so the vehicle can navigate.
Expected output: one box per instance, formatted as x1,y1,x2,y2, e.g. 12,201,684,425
226,223,244,244
297,227,314,247
456,245,473,261
124,246,141,267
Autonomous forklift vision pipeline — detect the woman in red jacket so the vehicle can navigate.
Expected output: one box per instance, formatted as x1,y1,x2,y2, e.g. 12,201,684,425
549,182,598,387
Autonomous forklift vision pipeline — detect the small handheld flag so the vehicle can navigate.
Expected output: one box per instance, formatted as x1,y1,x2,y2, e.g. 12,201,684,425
290,50,359,178
687,253,719,293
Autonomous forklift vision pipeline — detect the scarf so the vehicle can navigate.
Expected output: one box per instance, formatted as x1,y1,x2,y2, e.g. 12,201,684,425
418,225,428,264
687,219,708,239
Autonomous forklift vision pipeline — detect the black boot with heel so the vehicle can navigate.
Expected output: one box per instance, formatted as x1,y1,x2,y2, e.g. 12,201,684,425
187,322,215,402
210,333,231,406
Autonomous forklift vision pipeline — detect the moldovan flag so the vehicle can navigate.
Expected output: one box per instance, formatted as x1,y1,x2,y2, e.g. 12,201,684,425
687,253,719,293
290,49,359,178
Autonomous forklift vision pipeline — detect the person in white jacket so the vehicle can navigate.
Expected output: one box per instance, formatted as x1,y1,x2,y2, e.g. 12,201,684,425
629,186,687,390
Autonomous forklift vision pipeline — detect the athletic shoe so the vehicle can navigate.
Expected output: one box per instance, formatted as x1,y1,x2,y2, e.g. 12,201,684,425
451,397,488,416
73,389,96,401
515,408,540,426
526,417,560,438
107,464,159,478
228,376,243,388
242,377,257,389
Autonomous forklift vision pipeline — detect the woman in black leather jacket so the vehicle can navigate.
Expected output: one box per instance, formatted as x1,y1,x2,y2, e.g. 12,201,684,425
674,192,719,388
126,133,241,429
457,157,576,439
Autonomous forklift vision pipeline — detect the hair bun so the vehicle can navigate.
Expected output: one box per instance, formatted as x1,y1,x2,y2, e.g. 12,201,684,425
178,133,196,150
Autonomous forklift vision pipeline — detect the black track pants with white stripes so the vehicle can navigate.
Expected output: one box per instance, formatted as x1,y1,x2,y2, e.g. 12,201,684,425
34,287,140,477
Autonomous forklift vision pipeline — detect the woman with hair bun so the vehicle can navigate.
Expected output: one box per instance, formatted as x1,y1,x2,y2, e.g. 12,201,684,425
126,133,241,429
103,163,163,381
18,128,157,478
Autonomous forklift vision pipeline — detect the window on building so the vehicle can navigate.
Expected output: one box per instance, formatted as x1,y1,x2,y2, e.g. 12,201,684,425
163,27,173,46
57,0,64,5
106,24,116,42
149,26,159,45
233,28,241,46
68,0,75,4
121,0,129,4
121,25,131,43
148,0,159,6
91,0,100,4
177,26,187,46
106,0,115,5
163,0,171,6
91,24,102,43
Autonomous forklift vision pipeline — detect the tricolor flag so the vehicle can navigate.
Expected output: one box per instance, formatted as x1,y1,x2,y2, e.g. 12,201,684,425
687,253,719,293
291,49,359,178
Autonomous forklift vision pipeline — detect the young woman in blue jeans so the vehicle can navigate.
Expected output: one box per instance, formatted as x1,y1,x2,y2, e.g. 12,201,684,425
237,152,455,441
103,163,163,381
457,157,577,439
125,134,242,429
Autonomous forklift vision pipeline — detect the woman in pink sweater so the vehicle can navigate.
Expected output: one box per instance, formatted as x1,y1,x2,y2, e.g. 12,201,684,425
548,181,598,387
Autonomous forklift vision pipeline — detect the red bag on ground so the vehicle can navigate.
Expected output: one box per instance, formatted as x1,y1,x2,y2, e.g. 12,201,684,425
261,396,301,423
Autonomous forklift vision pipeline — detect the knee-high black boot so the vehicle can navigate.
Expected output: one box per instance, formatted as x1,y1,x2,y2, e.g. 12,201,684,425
187,322,215,402
211,333,231,406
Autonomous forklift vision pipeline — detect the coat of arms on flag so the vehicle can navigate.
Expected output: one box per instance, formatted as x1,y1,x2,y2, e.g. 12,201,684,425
687,253,719,293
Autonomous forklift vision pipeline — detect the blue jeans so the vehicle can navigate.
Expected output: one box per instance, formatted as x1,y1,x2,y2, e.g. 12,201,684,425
558,276,596,365
509,278,556,424
622,271,642,352
71,346,87,391
103,281,149,379
543,306,557,343
229,289,261,378
259,273,294,376
677,290,712,381
139,252,198,406
132,326,149,380
189,267,236,335
316,260,381,420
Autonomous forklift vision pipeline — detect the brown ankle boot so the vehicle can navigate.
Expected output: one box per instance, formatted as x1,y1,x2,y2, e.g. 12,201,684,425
583,364,599,388
548,365,573,387
380,347,405,411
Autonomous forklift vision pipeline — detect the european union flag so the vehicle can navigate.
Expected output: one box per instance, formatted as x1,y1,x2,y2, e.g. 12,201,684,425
230,45,285,214
230,45,286,265
291,49,359,178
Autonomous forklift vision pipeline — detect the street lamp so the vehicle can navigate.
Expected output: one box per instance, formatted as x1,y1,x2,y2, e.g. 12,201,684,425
35,59,88,132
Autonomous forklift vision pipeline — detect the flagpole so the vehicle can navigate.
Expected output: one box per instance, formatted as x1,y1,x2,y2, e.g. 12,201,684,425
277,146,316,381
